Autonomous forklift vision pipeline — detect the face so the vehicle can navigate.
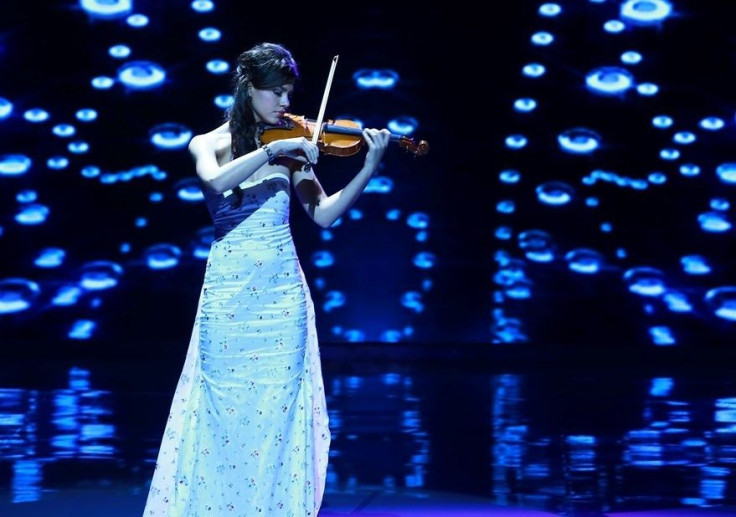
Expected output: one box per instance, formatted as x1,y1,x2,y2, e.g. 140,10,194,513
250,83,294,125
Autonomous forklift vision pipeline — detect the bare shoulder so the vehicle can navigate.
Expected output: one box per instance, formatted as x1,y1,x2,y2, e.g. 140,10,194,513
189,122,231,159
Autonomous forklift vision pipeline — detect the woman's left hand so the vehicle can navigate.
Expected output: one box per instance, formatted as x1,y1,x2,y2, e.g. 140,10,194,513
362,128,391,171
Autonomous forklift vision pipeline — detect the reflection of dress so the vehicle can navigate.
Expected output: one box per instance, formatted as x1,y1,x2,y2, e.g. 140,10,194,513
144,172,330,516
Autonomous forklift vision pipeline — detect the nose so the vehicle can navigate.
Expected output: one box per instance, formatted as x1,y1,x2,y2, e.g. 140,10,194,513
279,92,290,108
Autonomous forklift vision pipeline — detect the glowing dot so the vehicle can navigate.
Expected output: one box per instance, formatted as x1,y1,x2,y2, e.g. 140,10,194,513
506,279,533,299
659,148,679,160
522,63,546,78
80,0,132,18
620,0,672,23
558,127,600,154
406,212,429,229
698,211,731,233
80,261,123,290
127,13,149,27
637,82,659,96
52,285,83,307
380,330,403,343
0,97,13,119
214,95,233,109
199,27,221,42
311,250,334,268
679,164,700,177
531,31,554,45
68,141,89,154
519,229,555,262
191,0,214,12
537,181,574,205
76,109,98,122
387,116,416,136
624,267,666,296
175,178,204,201
47,156,69,170
705,286,736,321
681,255,711,275
499,169,520,184
604,20,626,33
401,291,424,313
649,326,675,346
117,61,166,90
495,226,513,240
413,252,436,269
91,76,115,89
0,278,40,314
716,163,736,184
621,51,642,64
711,198,730,211
69,320,97,340
150,123,192,149
35,247,66,268
514,98,537,112
109,44,131,58
566,248,604,274
652,115,673,128
648,172,666,184
82,165,101,178
663,291,692,313
700,116,724,130
0,154,32,176
323,291,346,312
24,108,50,123
497,200,515,214
206,59,229,74
352,69,399,90
539,3,562,16
365,176,393,194
52,124,76,137
144,244,181,269
585,66,634,95
673,131,696,144
505,134,527,149
17,190,37,203
15,204,50,225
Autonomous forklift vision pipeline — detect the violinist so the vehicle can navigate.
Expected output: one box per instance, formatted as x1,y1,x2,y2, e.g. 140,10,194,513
142,41,390,516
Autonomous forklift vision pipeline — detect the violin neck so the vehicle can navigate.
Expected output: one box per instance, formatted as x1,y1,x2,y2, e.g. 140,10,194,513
323,123,403,142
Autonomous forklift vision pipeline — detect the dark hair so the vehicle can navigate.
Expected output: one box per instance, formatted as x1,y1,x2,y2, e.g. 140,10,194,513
227,42,299,159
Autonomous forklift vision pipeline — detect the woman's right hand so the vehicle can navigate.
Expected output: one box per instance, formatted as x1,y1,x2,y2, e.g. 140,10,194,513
270,137,319,165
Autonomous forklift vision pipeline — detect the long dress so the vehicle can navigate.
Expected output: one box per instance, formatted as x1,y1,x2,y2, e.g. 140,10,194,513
143,171,331,516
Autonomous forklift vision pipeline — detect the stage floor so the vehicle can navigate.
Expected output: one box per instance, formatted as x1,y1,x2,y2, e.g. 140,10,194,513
1,344,735,516
1,486,735,516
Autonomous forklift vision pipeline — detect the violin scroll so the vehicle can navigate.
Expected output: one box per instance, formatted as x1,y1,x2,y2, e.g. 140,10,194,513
398,136,429,157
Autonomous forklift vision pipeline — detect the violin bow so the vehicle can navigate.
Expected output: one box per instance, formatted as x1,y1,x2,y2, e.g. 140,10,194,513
305,55,339,170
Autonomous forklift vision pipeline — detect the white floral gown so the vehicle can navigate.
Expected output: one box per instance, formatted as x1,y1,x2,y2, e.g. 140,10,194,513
143,172,330,516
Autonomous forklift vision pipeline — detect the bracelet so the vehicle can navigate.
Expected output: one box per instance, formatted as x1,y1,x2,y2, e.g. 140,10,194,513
261,144,275,165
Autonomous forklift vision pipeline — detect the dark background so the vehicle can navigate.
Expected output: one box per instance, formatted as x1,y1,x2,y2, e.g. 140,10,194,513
1,0,736,359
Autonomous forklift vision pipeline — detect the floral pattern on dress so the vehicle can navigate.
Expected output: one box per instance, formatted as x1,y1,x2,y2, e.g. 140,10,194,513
144,173,330,516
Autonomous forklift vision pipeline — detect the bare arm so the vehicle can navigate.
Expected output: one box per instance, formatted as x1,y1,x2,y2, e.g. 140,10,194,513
293,128,391,228
189,122,322,195
188,123,269,194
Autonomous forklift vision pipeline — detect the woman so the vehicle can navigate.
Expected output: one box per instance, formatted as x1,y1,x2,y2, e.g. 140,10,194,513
143,42,390,516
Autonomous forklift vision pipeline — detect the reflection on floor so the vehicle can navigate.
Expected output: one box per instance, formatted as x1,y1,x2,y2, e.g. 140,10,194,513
0,343,735,516
2,486,736,516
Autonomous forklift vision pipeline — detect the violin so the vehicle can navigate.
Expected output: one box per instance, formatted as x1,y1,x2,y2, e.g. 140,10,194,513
257,113,430,158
